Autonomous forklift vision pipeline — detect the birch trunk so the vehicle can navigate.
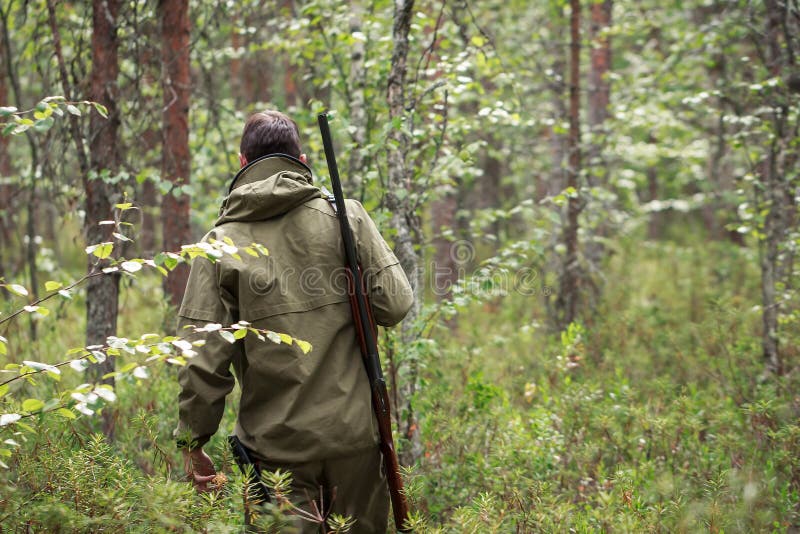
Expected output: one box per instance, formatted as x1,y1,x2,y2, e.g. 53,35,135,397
386,0,422,466
347,3,367,195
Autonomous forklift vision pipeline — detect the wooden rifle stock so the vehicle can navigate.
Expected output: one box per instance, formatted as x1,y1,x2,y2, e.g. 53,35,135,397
318,112,411,532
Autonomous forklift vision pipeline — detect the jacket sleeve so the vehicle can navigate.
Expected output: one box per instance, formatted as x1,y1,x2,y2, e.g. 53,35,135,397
174,255,241,449
347,199,414,327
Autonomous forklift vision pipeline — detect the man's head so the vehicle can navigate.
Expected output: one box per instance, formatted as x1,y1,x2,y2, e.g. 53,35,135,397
238,110,306,167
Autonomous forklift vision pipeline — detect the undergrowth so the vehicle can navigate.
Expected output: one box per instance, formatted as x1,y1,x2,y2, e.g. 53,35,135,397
1,233,798,532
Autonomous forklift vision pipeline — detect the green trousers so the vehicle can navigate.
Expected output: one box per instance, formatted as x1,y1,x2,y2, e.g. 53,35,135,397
250,445,389,533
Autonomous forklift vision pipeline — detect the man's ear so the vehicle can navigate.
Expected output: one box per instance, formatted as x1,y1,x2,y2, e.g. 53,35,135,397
299,153,308,164
238,153,247,168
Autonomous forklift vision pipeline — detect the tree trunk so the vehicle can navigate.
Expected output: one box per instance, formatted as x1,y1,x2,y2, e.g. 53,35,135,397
386,0,422,466
584,0,612,285
3,5,39,331
159,0,191,310
88,0,122,438
137,19,161,256
587,0,611,156
544,57,567,201
757,0,795,375
0,33,13,284
47,0,121,432
347,3,367,195
556,0,583,330
479,148,503,242
230,11,243,106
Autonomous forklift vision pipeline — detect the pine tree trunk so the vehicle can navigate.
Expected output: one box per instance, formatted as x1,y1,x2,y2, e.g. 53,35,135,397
585,0,612,281
88,0,122,438
159,0,191,310
588,1,611,138
230,11,243,106
386,0,422,466
556,0,582,330
138,19,161,256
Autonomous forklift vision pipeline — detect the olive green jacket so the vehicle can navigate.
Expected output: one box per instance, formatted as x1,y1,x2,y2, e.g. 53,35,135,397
176,155,413,462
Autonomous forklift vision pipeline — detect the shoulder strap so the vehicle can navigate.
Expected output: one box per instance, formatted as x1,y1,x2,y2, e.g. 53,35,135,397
320,185,338,214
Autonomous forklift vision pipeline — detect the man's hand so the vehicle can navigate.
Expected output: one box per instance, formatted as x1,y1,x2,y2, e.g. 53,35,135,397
183,447,217,493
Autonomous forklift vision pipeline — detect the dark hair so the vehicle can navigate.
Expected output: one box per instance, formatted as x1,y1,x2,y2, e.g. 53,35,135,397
239,110,302,161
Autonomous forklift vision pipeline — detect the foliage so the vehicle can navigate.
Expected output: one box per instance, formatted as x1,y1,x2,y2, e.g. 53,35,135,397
0,0,798,531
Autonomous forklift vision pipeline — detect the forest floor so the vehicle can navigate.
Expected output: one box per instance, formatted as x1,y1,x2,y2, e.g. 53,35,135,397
2,227,799,532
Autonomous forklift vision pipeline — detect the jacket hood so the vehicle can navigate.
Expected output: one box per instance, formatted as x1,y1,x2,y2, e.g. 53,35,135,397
216,154,322,225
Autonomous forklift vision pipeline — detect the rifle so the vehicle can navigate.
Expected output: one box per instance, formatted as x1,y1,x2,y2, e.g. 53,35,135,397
317,112,411,532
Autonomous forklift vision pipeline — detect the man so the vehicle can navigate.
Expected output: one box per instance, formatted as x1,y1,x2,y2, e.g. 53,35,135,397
175,110,413,532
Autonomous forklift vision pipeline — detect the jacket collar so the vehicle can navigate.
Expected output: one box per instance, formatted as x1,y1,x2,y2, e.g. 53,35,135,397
228,153,313,194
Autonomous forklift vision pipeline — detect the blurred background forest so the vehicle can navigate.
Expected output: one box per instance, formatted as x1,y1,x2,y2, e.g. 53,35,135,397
0,0,799,531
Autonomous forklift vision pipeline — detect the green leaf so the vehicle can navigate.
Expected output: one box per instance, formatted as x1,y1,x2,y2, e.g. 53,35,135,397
295,340,312,354
115,202,133,210
56,408,77,420
278,333,293,345
45,280,62,291
33,117,55,132
0,340,6,356
0,384,8,398
163,255,179,271
24,305,49,317
86,242,113,259
233,328,247,340
93,102,109,118
66,104,81,116
220,331,236,344
0,106,17,117
22,399,44,412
